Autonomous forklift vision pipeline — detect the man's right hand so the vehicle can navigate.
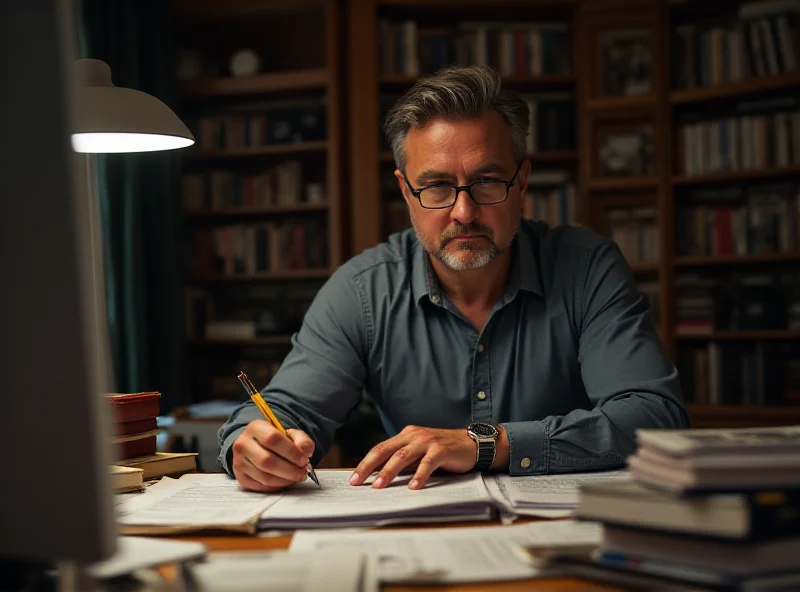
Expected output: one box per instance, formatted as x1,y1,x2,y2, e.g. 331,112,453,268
232,420,315,492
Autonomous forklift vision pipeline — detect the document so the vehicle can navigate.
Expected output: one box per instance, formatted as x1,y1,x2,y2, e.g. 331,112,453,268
487,470,631,516
258,470,494,529
116,474,282,534
184,549,378,592
88,536,208,579
290,520,602,584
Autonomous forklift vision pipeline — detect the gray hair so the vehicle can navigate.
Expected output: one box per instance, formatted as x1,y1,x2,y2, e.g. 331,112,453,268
383,65,529,171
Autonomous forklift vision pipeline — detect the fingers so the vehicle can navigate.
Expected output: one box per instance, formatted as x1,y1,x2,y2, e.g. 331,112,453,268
409,451,443,490
231,422,309,492
244,440,308,482
372,444,423,489
249,421,309,468
350,436,405,486
288,428,315,459
235,465,296,493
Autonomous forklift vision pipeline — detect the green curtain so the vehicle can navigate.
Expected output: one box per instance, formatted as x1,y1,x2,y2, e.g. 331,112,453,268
78,0,185,411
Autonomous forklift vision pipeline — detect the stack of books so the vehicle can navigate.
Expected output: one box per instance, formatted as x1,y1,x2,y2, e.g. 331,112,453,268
106,391,197,481
106,392,161,460
572,426,800,590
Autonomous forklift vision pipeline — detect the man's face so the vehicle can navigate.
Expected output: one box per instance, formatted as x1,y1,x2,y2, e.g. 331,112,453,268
395,110,529,271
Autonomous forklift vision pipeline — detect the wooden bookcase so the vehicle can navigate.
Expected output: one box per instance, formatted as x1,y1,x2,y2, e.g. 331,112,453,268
349,0,800,429
577,0,800,428
170,0,344,403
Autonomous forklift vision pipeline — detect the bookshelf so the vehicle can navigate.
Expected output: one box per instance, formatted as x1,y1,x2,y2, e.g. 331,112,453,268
576,0,800,428
348,0,580,253
171,0,343,404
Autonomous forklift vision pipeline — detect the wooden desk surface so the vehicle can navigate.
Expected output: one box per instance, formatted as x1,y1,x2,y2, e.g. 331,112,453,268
169,520,626,592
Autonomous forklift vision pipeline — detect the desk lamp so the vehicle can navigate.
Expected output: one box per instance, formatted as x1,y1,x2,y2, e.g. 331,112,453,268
69,58,195,395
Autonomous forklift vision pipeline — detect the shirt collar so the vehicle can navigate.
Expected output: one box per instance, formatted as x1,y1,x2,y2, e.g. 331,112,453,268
411,226,543,305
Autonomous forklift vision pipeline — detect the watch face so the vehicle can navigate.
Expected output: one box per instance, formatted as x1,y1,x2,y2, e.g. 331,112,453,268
469,423,498,437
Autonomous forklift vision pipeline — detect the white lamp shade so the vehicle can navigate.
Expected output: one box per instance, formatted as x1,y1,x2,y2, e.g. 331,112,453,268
72,59,194,153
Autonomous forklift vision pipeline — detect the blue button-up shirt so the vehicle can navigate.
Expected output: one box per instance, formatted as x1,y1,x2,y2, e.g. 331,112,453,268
218,221,689,476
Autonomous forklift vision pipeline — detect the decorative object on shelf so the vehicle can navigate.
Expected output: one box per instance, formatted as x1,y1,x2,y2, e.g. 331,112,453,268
596,122,655,178
600,28,653,97
176,49,204,81
229,49,261,77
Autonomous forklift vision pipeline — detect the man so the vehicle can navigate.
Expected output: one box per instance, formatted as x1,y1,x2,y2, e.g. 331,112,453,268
218,65,689,493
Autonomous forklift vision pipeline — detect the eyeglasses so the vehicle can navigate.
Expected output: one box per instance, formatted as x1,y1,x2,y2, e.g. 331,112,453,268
403,162,523,210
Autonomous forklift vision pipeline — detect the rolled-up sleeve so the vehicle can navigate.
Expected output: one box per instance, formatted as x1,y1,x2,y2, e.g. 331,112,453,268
217,265,369,475
504,239,689,476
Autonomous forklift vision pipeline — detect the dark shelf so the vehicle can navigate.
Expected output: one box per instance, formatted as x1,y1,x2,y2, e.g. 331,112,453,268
185,203,329,218
185,141,328,159
188,336,294,346
670,71,800,105
674,253,800,266
190,269,331,282
676,330,800,341
179,69,329,99
672,166,800,186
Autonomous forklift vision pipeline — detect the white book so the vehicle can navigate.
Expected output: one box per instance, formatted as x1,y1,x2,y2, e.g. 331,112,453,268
636,425,800,457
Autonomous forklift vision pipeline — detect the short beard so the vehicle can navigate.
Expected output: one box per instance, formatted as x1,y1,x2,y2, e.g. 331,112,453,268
410,213,519,271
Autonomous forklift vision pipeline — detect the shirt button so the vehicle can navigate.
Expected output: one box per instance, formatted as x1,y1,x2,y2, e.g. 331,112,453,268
477,391,486,400
521,457,532,469
476,344,484,353
430,295,440,304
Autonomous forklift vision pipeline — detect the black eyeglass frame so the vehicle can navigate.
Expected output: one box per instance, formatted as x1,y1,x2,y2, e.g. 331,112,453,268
402,161,524,210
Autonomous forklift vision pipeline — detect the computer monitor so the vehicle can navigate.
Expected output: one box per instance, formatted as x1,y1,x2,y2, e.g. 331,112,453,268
0,0,116,574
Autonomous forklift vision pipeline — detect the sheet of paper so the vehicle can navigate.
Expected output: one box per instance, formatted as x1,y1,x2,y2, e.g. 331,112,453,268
117,474,282,528
491,470,631,508
88,536,208,579
260,470,492,521
289,520,602,584
186,549,378,592
483,477,574,518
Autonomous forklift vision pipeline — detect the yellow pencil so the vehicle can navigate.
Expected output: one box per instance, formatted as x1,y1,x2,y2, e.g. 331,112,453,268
237,371,321,488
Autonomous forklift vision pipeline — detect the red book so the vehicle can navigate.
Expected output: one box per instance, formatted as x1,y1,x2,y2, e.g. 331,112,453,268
114,417,159,437
106,392,161,424
114,434,158,461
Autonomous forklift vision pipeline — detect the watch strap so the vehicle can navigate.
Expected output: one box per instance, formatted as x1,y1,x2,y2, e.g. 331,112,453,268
474,439,495,472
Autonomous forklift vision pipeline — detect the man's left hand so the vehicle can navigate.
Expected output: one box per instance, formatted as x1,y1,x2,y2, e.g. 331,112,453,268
348,425,477,490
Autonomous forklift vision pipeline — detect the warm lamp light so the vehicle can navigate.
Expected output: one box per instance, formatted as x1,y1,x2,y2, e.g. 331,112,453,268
71,59,194,153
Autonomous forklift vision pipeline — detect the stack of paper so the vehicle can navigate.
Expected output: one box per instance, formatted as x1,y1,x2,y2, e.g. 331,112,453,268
486,470,631,517
114,470,634,534
257,470,495,529
184,549,378,592
289,520,602,585
116,474,282,535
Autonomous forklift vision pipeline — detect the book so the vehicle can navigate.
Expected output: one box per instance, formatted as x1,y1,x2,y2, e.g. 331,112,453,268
629,426,800,492
600,525,800,576
117,452,197,480
576,480,800,541
105,392,161,424
114,417,159,437
636,425,800,457
110,429,161,461
110,465,144,493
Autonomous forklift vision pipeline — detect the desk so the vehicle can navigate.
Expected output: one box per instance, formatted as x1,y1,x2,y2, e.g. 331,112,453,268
167,520,626,592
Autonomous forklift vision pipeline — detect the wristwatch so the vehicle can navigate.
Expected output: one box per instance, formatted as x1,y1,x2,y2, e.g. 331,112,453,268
467,422,499,472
